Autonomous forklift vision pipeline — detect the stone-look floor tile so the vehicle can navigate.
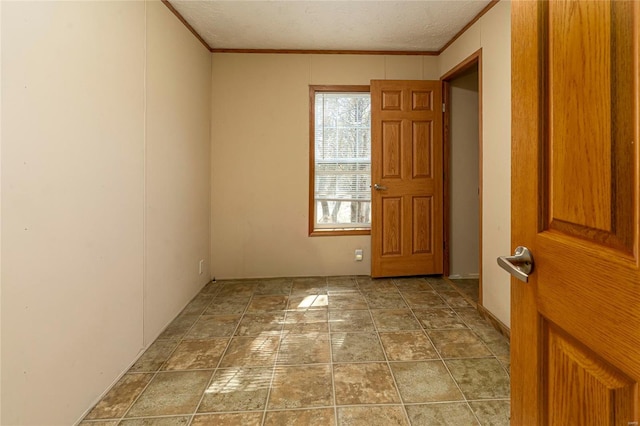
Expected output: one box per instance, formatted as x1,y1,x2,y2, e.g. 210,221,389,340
471,325,507,344
329,310,375,332
499,356,511,375
236,312,285,336
371,309,421,331
394,277,433,292
216,281,258,297
186,315,241,339
425,277,453,291
79,421,119,426
288,294,329,310
130,340,179,372
413,308,468,330
405,403,479,425
469,400,510,426
356,278,397,292
264,408,335,425
119,417,190,426
283,310,328,333
255,278,292,295
364,291,408,309
180,294,214,316
198,367,272,412
126,371,211,417
445,358,511,400
200,280,220,295
337,405,409,426
219,336,280,367
191,412,263,426
333,362,400,405
327,293,368,310
331,332,385,362
277,332,330,365
439,290,473,308
428,329,493,358
327,276,359,293
84,373,153,420
402,291,448,309
247,295,289,312
205,295,251,315
268,365,333,409
163,338,229,370
390,361,464,403
455,308,490,326
449,279,480,303
291,277,328,295
158,314,200,340
379,331,438,361
482,335,511,358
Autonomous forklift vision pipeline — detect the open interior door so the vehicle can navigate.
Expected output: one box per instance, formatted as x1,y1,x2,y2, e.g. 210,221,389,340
509,0,640,424
370,80,443,278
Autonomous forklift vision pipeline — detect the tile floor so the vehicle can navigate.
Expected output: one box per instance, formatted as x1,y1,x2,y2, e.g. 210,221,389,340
80,276,510,425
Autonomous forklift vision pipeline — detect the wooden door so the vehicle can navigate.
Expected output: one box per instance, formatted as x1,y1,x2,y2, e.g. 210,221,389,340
371,80,443,278
511,0,640,424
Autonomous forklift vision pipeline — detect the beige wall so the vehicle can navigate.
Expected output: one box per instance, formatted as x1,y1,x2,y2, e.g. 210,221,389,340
210,54,439,279
0,1,211,423
449,70,480,278
144,1,212,344
439,1,512,326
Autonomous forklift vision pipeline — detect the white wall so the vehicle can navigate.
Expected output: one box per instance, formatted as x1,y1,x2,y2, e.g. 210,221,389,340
0,1,211,423
439,1,512,326
144,1,212,345
210,54,439,279
449,69,480,278
1,2,145,423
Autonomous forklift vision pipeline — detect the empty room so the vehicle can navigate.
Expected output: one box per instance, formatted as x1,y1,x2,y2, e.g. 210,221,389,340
2,0,638,425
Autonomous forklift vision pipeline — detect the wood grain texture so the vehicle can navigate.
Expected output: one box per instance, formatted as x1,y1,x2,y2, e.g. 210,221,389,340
371,80,443,277
546,325,635,425
512,0,640,424
382,198,402,255
511,1,546,423
412,121,432,179
412,196,433,254
549,0,612,232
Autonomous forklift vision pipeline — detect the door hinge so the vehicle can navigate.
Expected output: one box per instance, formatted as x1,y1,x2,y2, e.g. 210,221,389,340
442,103,446,112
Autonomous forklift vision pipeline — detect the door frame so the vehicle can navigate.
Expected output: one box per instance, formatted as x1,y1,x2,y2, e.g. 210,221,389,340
440,49,483,305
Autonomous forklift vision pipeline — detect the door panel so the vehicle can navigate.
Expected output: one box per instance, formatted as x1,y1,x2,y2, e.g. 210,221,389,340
546,324,636,426
511,0,640,424
371,80,442,277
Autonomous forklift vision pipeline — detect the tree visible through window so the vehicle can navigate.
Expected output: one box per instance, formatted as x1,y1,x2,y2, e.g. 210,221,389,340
309,86,371,235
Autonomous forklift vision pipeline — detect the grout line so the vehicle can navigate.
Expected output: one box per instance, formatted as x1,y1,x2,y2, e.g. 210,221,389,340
82,275,510,424
396,277,475,421
372,277,412,425
259,279,294,426
190,281,255,424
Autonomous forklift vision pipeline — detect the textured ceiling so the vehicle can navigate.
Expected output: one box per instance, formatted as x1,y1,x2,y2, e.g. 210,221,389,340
168,1,494,52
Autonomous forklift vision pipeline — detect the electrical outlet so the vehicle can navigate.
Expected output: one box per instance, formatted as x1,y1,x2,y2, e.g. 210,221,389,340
355,249,363,261
199,259,204,275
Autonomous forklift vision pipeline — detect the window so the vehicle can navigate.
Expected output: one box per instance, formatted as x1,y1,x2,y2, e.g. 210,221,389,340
309,85,371,236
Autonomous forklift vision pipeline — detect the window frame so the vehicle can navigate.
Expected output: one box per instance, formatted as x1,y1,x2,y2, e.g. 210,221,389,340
308,85,372,237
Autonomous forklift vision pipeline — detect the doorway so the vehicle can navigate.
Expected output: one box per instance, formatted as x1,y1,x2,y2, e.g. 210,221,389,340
442,50,482,306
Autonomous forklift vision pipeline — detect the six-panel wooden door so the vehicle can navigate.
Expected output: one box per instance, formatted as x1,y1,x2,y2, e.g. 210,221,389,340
370,80,443,278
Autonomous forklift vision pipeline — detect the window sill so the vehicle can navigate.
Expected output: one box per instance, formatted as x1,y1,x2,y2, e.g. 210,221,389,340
309,229,371,237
